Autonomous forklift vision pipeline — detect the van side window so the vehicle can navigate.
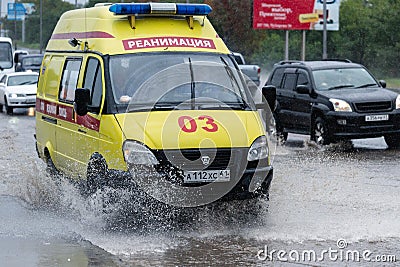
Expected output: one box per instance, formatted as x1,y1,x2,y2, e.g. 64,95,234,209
59,58,82,103
83,57,102,111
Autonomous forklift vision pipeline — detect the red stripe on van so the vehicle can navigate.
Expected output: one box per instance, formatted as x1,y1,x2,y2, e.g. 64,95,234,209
36,98,100,132
51,31,115,40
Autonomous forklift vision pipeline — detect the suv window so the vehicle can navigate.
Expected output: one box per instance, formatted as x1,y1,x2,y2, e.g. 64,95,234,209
282,73,297,91
297,72,310,86
313,67,377,91
270,68,284,87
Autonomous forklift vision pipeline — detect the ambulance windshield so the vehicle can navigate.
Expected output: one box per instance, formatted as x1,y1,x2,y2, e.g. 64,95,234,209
109,53,254,111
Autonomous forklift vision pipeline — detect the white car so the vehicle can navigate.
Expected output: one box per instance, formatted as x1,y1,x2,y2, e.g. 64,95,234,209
0,72,38,114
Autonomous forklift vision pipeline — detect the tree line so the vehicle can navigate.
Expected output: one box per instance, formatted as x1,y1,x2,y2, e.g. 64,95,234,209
2,0,399,77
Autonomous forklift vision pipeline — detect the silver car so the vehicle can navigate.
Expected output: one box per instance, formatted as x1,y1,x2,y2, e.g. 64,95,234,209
0,71,38,114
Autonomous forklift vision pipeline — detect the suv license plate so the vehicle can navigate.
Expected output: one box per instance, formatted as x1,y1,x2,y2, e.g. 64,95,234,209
184,170,230,183
365,114,389,122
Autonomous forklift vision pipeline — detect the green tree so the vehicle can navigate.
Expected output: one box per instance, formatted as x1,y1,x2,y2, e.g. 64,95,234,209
2,0,75,50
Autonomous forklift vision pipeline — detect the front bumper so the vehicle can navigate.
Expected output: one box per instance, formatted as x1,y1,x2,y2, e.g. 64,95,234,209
113,148,274,205
220,165,273,201
7,96,36,108
325,110,400,139
152,148,273,201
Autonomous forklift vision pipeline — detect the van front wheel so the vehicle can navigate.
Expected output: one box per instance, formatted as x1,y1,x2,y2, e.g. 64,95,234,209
86,153,108,194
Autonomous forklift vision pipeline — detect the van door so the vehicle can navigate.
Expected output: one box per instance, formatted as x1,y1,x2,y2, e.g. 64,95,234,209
56,57,82,177
74,56,103,175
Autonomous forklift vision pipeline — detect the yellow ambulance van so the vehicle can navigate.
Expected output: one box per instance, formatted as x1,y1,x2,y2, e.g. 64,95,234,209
35,3,275,207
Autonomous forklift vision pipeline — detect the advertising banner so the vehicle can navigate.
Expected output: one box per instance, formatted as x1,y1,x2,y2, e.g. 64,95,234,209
253,0,340,31
7,3,35,21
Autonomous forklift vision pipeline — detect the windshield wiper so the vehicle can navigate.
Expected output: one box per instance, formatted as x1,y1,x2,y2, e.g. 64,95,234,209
356,83,377,88
188,58,195,110
19,81,36,85
198,102,248,110
327,84,354,90
219,57,250,109
128,103,186,112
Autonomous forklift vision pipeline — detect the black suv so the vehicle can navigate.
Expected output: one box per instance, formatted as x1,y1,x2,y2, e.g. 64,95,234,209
15,54,44,73
265,60,400,148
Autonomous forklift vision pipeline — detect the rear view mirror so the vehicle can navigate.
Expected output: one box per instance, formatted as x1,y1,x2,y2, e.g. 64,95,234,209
379,80,387,88
74,88,90,116
296,85,311,94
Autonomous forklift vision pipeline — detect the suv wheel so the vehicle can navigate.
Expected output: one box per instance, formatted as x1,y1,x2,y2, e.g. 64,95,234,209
274,115,288,145
277,131,288,145
311,117,330,145
384,134,400,149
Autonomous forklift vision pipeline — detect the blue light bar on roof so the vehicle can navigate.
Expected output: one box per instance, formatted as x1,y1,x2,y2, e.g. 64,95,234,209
109,3,212,16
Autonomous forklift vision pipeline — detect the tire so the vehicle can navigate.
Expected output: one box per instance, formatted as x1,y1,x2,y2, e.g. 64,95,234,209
0,103,3,112
311,117,331,145
86,153,108,195
384,134,400,149
46,155,59,176
276,131,288,145
4,97,12,115
274,114,288,145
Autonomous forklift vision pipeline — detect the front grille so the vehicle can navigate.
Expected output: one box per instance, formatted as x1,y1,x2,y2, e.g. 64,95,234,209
153,148,247,171
152,148,255,187
354,101,392,113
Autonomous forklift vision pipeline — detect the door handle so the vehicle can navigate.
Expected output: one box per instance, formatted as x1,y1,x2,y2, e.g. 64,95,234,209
78,128,87,134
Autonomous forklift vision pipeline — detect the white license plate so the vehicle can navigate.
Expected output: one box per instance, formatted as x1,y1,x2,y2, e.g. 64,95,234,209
365,114,389,122
183,170,230,183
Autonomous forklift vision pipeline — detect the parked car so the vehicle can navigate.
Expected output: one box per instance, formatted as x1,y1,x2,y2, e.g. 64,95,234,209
232,52,261,86
0,71,39,114
15,54,44,73
265,60,400,148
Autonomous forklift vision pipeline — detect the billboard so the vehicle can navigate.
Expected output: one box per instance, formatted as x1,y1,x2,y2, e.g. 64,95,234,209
7,3,35,21
253,0,340,31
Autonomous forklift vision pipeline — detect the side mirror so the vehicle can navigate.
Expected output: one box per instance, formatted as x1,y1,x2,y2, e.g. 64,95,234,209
262,85,276,111
296,84,312,94
74,88,90,116
379,80,386,88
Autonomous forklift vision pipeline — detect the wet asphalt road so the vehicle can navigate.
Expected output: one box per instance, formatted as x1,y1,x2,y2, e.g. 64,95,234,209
0,108,399,267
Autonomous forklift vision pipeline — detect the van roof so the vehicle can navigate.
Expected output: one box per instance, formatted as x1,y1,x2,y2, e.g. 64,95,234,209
47,4,230,55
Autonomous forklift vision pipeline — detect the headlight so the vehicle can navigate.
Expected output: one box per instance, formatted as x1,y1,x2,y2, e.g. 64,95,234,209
247,136,268,161
396,95,400,109
9,93,18,98
329,98,352,112
122,141,159,165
